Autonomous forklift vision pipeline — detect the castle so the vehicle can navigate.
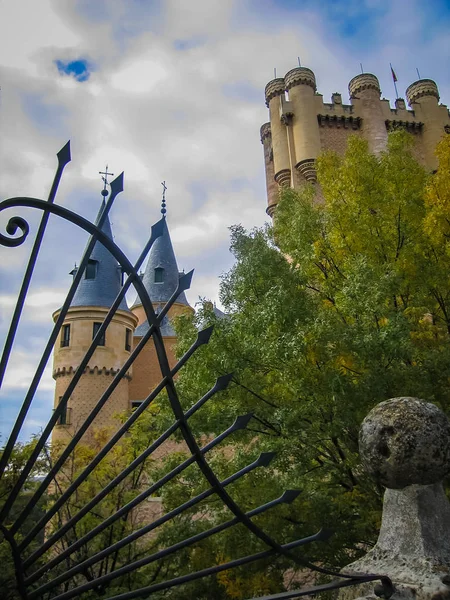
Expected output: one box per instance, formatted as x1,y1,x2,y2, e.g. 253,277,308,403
260,67,450,216
52,67,449,445
51,200,196,445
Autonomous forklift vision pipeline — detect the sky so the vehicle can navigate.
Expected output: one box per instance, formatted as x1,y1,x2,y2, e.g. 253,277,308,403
0,0,449,442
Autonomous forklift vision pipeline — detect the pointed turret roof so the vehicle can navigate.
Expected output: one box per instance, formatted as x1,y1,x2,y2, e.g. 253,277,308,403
133,218,189,308
70,200,129,311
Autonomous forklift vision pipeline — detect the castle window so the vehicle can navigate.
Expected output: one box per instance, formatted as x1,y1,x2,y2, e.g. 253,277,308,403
125,328,131,352
61,324,70,347
154,267,164,283
85,259,98,280
131,401,143,410
93,322,105,346
57,397,71,425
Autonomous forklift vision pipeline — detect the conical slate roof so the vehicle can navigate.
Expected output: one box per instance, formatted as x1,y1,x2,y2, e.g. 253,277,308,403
133,218,189,307
70,200,129,311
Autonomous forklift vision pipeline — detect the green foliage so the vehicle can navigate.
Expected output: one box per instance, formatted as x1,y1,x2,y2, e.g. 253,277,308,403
170,132,450,596
0,439,49,600
3,133,450,600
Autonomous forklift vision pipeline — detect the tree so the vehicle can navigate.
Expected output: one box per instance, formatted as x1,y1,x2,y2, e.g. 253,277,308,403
170,132,450,595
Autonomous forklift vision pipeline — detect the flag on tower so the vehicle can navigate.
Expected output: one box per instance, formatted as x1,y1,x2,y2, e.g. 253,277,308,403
390,64,398,82
390,63,399,98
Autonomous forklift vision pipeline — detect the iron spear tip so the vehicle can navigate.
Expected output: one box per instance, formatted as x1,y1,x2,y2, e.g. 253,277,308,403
197,325,215,346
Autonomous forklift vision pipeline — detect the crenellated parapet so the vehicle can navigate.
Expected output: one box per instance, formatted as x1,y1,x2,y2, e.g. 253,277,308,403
261,67,449,217
284,67,316,92
406,78,440,104
264,78,286,107
348,73,381,98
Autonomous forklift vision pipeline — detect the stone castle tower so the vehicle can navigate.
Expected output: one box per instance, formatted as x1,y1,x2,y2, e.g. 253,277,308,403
52,198,193,445
261,67,450,217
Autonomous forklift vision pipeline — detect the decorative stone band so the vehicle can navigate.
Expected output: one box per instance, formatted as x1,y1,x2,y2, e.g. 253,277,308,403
260,122,272,143
284,67,316,92
296,159,317,183
317,114,362,130
266,203,277,218
274,168,291,187
264,78,286,107
53,365,132,380
385,119,423,134
348,73,381,98
406,79,440,106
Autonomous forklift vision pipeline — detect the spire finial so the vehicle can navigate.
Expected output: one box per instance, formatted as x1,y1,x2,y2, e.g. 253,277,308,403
161,181,167,217
99,165,114,197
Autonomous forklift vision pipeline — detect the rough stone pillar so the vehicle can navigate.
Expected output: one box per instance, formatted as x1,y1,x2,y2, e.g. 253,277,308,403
340,397,450,600
349,73,388,155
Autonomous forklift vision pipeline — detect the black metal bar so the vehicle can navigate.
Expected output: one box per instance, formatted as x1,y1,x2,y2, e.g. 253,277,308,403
29,452,275,597
24,404,242,575
19,336,216,556
247,577,394,600
0,142,71,478
30,489,301,599
13,220,169,536
0,524,28,600
0,176,123,523
7,199,193,535
18,324,212,546
50,529,326,600
18,332,217,556
19,373,229,559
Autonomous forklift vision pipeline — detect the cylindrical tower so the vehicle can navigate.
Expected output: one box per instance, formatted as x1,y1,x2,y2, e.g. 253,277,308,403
284,67,321,183
52,306,138,447
130,217,194,404
265,78,291,187
260,123,278,217
349,73,387,154
406,79,445,170
51,200,138,448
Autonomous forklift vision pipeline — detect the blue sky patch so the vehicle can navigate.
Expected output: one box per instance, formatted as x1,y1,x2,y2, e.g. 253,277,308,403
55,59,92,82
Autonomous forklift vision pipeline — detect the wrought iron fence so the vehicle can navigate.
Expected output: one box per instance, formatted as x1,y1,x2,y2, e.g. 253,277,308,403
0,142,394,600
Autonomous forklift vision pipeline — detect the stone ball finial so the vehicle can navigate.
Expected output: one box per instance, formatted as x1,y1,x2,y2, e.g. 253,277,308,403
406,79,440,106
265,78,286,107
359,397,450,489
348,73,381,98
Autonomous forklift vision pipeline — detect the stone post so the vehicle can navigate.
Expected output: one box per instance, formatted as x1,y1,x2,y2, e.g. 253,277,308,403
339,397,450,600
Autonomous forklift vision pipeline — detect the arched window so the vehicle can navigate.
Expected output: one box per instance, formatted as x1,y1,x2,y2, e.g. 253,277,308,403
154,267,164,283
85,259,98,280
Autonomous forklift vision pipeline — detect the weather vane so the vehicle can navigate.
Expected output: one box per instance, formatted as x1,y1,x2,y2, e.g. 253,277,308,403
161,181,167,217
99,165,114,197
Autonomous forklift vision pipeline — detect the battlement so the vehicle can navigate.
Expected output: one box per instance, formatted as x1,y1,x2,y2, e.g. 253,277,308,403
261,66,450,217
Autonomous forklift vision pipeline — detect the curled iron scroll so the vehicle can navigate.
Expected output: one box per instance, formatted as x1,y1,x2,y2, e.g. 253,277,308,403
1,215,30,247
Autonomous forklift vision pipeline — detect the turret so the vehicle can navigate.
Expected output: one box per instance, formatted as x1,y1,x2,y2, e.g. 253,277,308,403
265,78,291,189
129,217,193,405
284,67,321,183
348,73,388,154
406,79,447,170
260,66,449,219
52,199,138,446
260,123,278,217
